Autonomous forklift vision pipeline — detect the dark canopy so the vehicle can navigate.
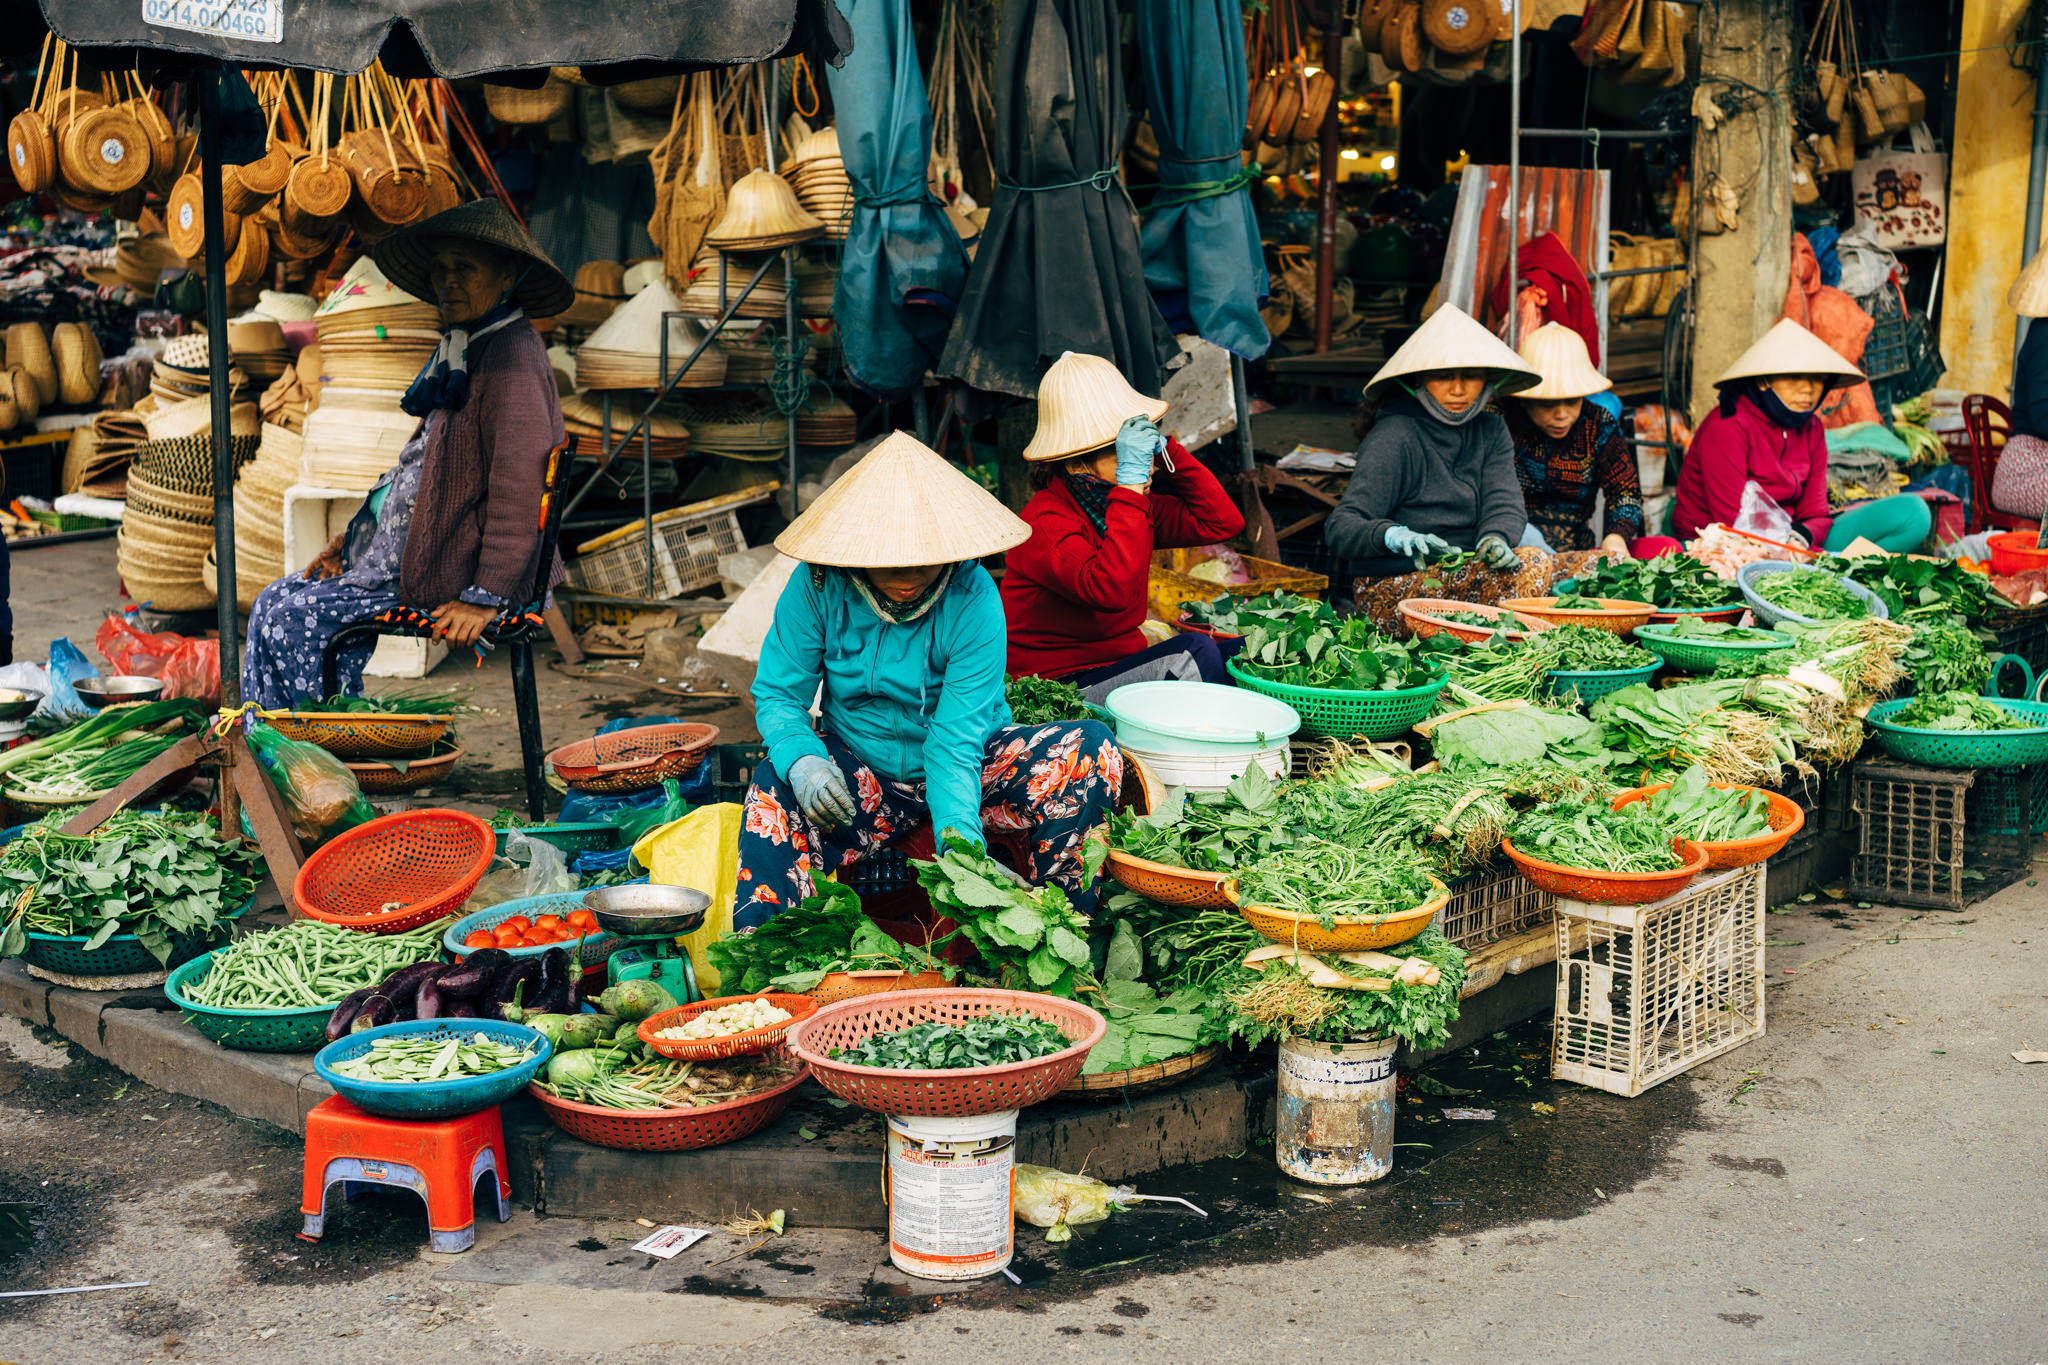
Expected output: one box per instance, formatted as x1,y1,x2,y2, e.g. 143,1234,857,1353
935,0,1178,403
36,0,849,79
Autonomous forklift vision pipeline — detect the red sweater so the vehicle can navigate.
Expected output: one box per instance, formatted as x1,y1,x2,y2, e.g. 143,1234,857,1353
1002,443,1245,678
1673,393,1835,545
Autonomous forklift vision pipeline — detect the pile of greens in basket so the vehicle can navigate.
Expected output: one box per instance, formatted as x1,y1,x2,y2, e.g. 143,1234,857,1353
0,808,263,964
1097,766,1311,873
1750,568,1871,621
832,1012,1073,1070
1653,618,1786,644
1510,800,1685,873
1004,675,1095,727
1233,838,1436,929
1425,704,1619,777
1642,765,1773,843
292,687,471,714
1815,553,2008,626
706,877,948,995
1888,692,2038,732
1710,618,1911,702
1576,553,1739,609
1593,677,1858,784
1236,600,1455,692
1434,608,1518,630
1180,590,1323,635
1437,624,1651,709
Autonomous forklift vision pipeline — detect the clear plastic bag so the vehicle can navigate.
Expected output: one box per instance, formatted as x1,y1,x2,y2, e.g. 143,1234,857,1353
244,720,374,845
1733,481,1806,547
1013,1165,1128,1241
463,831,578,911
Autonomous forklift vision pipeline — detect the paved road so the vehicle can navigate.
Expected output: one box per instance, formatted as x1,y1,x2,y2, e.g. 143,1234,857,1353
3,874,2042,1364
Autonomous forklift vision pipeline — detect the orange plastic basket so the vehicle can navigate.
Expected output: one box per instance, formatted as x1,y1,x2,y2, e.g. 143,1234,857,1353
1609,783,1803,870
545,723,720,795
638,992,819,1060
785,988,1107,1117
1500,836,1708,904
1497,596,1656,635
806,969,954,1008
526,1045,808,1151
1397,598,1551,645
293,809,495,933
1103,844,1233,908
1224,876,1449,952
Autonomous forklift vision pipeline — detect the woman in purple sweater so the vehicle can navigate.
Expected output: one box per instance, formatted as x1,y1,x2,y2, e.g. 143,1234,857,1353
241,201,570,709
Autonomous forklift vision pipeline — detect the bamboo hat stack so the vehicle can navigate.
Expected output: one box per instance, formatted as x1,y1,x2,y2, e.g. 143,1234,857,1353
149,333,246,407
575,279,728,390
217,422,303,609
558,260,629,330
795,258,838,317
706,170,824,251
720,337,819,387
784,129,852,242
676,247,794,320
560,393,691,461
775,430,1030,567
117,398,261,614
63,411,144,497
793,388,856,446
84,232,183,297
1023,351,1170,461
673,394,790,462
298,255,436,488
227,317,291,382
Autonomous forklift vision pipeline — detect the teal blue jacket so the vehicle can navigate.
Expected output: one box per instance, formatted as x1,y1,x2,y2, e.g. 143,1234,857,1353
752,564,1011,846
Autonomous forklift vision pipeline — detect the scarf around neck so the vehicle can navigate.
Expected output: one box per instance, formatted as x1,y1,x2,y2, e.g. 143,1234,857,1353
1404,382,1499,427
1728,380,1819,429
1063,471,1117,534
400,301,523,417
841,563,956,623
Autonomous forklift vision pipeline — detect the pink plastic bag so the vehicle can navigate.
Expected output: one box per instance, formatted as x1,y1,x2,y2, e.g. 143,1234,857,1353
95,614,221,704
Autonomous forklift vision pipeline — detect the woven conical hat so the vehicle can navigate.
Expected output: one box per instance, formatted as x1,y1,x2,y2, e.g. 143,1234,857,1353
775,431,1030,568
1514,323,1612,401
317,254,428,317
2011,250,2048,318
1023,352,1170,461
707,170,823,249
1714,318,1863,387
791,127,840,163
580,280,711,359
1365,304,1540,399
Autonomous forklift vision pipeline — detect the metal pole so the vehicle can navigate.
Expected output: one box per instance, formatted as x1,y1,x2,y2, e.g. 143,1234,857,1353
1232,354,1255,473
1506,0,1523,348
1312,0,1344,354
198,71,240,705
2017,2,2048,364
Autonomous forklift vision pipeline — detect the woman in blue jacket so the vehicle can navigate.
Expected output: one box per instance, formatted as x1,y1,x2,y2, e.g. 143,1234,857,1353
735,432,1125,928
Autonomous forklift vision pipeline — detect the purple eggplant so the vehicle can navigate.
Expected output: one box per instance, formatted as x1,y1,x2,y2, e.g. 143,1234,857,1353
447,1000,478,1019
348,961,444,1030
533,949,571,1016
486,957,544,1021
325,986,379,1043
350,994,397,1033
436,950,504,1000
412,965,453,1021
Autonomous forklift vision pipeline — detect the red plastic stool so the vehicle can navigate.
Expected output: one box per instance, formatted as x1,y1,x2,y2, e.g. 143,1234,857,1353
299,1096,511,1253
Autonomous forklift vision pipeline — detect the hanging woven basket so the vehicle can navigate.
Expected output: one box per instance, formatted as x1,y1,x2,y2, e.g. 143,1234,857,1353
339,130,427,226
237,141,294,197
8,110,55,193
285,153,352,222
60,104,149,194
482,78,572,128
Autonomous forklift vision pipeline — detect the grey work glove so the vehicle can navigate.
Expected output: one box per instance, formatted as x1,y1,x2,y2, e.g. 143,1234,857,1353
1476,533,1521,572
1382,524,1456,570
789,754,858,829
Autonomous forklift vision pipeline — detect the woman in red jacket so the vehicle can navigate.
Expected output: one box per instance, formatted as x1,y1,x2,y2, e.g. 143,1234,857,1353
1003,353,1245,700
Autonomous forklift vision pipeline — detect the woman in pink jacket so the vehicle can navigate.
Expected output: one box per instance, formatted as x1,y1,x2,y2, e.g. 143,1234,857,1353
1674,320,1930,553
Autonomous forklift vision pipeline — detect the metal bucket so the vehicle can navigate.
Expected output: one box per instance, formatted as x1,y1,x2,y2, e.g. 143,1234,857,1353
884,1109,1017,1279
1275,1034,1399,1185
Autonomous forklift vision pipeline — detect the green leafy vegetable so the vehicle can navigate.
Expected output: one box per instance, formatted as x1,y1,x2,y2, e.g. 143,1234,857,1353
1234,838,1436,931
1816,553,2007,626
1750,569,1871,621
1236,600,1454,692
1511,800,1684,873
1428,705,1612,771
914,838,1095,997
1005,675,1096,727
705,878,946,995
1576,553,1738,609
1889,691,2037,732
1179,590,1325,634
832,1012,1073,1069
1658,618,1786,642
1644,765,1772,842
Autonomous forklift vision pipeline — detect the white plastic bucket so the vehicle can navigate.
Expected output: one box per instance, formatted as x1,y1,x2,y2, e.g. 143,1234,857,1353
884,1109,1017,1280
1274,1035,1399,1185
1120,740,1290,793
1103,680,1301,753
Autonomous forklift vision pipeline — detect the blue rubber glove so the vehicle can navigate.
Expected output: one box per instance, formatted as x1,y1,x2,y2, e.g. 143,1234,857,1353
789,754,857,829
1382,524,1455,568
1115,415,1164,487
1476,532,1520,571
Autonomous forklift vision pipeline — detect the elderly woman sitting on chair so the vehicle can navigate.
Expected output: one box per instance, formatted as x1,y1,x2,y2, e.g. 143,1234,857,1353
240,199,569,710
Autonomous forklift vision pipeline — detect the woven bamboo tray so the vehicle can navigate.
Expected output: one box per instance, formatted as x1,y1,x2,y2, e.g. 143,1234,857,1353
1061,1046,1219,1099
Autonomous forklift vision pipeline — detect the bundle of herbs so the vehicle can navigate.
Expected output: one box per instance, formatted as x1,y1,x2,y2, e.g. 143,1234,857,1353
1593,677,1857,783
1711,618,1910,703
913,838,1095,997
1901,619,1993,697
1641,765,1773,843
1438,626,1651,711
1817,553,2006,626
0,698,205,799
704,878,948,995
1510,799,1685,873
1888,692,2038,732
0,809,262,964
1749,568,1871,621
1232,838,1436,929
1576,553,1738,609
1004,675,1095,727
1179,590,1323,635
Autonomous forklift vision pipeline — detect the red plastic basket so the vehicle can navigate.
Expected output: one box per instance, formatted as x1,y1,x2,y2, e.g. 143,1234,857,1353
1497,596,1657,635
1174,614,1244,644
1501,836,1708,905
293,809,495,933
1610,783,1804,870
785,988,1107,1117
1989,531,2048,577
638,992,819,1060
526,1046,809,1151
545,723,719,795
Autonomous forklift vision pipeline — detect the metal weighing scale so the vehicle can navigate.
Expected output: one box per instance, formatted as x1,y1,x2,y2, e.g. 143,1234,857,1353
584,884,711,1005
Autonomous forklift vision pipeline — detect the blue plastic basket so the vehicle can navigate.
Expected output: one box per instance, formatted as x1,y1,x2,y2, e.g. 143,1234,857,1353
1737,561,1890,628
442,892,624,972
1865,697,2048,769
1544,659,1661,705
313,1018,552,1119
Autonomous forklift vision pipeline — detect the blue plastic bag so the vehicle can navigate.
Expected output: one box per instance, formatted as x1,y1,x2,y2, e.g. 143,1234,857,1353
39,639,97,724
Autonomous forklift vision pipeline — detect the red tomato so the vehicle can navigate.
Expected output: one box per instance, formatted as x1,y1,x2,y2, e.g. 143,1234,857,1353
535,914,565,933
567,909,598,931
500,915,533,932
492,925,523,948
462,930,494,950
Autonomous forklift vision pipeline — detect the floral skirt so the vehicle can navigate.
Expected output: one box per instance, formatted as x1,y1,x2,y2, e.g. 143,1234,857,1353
241,572,402,711
1351,547,1616,632
733,721,1123,930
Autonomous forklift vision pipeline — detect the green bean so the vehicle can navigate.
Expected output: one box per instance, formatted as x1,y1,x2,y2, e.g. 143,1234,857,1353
185,919,450,1010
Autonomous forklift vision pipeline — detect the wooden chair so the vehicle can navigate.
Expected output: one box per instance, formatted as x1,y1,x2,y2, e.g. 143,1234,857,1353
1962,395,2040,534
319,437,575,822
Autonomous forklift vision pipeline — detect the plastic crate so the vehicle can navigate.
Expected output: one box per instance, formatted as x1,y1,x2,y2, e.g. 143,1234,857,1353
1438,865,1554,950
567,504,746,600
848,847,913,897
709,742,770,805
1551,863,1766,1098
1847,760,2033,911
1992,605,2048,677
1860,294,1909,381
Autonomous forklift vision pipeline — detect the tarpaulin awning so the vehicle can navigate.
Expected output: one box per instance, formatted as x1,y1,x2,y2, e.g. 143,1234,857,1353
36,0,849,79
826,0,969,401
1134,0,1269,361
936,0,1178,403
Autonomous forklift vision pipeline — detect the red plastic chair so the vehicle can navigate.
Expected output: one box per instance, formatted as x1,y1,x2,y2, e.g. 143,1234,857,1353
1962,395,2042,535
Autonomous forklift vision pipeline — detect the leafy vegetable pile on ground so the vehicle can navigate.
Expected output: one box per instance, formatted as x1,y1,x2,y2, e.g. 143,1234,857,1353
1643,765,1773,843
1576,553,1739,609
707,878,948,995
1233,838,1435,929
185,919,447,1009
1005,674,1096,726
328,1031,540,1083
1749,569,1871,621
1510,800,1685,873
1889,692,2038,731
831,1012,1073,1070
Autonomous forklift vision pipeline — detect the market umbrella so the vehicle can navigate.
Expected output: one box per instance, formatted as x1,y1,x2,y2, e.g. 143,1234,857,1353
935,0,1178,403
824,0,969,400
1134,0,1269,360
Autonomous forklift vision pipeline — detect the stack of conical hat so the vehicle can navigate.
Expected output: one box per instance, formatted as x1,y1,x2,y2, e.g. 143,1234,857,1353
792,387,855,446
217,421,302,609
560,392,691,461
297,404,422,490
676,247,793,320
721,336,820,386
63,412,144,498
558,260,628,330
784,128,851,242
117,398,260,615
706,170,824,251
312,255,441,404
795,258,838,317
227,316,291,381
1515,323,1612,401
775,430,1030,567
575,280,728,389
672,393,789,462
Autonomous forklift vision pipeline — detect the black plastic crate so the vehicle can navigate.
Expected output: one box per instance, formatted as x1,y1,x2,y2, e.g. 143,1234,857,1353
708,742,769,805
1991,605,2048,677
1847,759,2033,911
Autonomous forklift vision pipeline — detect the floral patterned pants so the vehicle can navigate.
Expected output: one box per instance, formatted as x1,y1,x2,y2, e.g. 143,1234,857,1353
733,721,1124,930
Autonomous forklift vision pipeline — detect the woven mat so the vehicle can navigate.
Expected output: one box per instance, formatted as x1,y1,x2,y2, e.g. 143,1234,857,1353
26,964,168,990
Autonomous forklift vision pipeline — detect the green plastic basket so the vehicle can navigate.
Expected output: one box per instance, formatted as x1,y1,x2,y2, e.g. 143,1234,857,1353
1544,659,1661,705
494,823,620,857
1225,661,1446,739
163,948,336,1052
1634,623,1796,674
22,896,255,978
1866,697,2048,768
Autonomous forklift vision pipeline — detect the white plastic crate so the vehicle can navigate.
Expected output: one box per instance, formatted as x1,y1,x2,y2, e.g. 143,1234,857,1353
278,483,445,680
1551,863,1765,1098
568,493,761,601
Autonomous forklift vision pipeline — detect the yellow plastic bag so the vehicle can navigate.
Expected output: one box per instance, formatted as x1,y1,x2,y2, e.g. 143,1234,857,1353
1012,1165,1126,1241
631,802,744,993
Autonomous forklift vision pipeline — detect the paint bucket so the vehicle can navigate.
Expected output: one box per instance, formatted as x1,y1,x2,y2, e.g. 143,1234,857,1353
884,1109,1017,1279
1275,1034,1399,1185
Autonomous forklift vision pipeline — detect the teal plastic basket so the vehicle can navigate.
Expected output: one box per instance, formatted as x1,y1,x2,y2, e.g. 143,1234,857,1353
164,949,336,1052
1634,623,1796,674
1544,659,1661,705
494,823,620,857
1225,661,1446,739
1865,697,2048,768
21,895,255,979
443,892,624,971
314,1018,551,1119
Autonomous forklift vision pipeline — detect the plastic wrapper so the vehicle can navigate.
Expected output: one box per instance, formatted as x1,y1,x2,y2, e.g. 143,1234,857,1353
463,831,578,911
245,720,374,845
40,639,97,724
1733,482,1798,544
95,613,221,704
1013,1165,1132,1241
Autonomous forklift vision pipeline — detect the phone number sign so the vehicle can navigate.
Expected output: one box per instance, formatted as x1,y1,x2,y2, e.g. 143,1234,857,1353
142,0,284,43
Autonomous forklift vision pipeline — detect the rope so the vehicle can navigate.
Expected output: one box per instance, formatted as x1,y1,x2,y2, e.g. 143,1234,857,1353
999,162,1122,194
851,176,935,209
770,328,814,418
1137,165,1261,212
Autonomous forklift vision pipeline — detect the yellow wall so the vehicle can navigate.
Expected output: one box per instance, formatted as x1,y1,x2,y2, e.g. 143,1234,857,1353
1941,0,2038,396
